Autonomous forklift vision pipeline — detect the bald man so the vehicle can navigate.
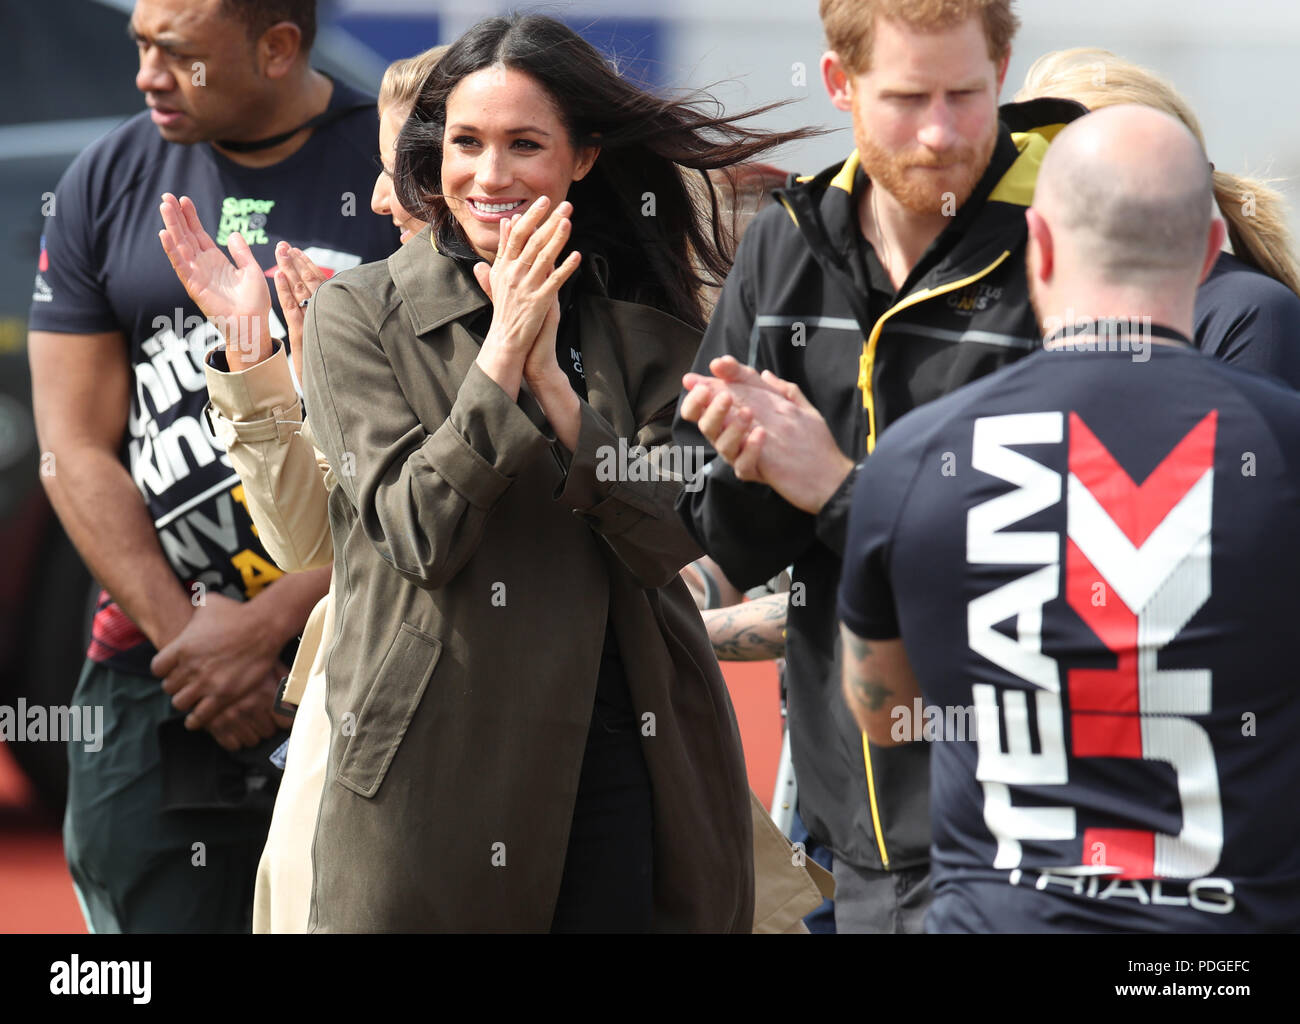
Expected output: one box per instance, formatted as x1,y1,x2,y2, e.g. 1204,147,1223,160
835,105,1300,933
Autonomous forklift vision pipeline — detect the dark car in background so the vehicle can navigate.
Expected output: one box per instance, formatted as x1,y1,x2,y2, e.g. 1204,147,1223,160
0,0,387,813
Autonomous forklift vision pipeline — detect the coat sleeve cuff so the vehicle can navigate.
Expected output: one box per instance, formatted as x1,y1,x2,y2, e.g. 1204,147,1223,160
553,398,651,536
204,342,303,446
424,360,550,509
204,341,298,418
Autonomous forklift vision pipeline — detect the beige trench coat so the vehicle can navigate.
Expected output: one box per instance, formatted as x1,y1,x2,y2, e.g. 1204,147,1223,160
206,239,830,932
203,342,334,934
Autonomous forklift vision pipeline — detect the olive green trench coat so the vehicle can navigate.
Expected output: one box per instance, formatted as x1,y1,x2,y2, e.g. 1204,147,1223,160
300,231,754,931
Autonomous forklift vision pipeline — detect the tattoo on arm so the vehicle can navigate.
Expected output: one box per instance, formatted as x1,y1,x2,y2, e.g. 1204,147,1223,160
705,593,788,661
852,677,894,712
845,633,893,711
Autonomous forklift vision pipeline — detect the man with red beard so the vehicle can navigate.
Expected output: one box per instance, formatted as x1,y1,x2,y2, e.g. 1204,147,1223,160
674,0,1083,932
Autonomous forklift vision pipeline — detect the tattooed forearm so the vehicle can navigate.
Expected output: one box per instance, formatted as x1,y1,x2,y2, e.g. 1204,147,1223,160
843,631,893,711
844,631,871,663
851,676,894,712
703,592,788,661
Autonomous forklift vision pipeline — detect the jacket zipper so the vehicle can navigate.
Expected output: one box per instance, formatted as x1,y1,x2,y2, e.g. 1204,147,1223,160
854,247,1013,872
858,249,1013,453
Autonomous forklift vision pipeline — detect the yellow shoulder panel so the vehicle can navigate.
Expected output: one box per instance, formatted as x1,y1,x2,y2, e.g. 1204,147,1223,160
830,150,861,194
987,125,1068,208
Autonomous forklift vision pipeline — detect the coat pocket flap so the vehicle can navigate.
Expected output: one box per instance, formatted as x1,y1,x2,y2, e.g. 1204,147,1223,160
335,623,442,798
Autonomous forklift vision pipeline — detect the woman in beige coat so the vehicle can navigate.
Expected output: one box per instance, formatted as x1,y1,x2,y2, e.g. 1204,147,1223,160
163,18,828,931
163,45,446,932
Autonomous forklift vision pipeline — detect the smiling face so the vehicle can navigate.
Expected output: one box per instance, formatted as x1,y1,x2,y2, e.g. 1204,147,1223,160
441,66,598,261
130,0,268,144
833,14,1005,216
372,103,428,245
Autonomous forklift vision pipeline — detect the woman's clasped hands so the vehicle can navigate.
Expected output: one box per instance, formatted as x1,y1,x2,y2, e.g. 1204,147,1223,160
472,197,583,446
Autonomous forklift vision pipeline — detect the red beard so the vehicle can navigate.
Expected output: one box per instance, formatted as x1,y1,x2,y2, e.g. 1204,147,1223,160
859,128,997,216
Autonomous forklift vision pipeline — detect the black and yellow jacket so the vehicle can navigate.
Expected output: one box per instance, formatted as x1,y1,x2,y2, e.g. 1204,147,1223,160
674,98,1085,872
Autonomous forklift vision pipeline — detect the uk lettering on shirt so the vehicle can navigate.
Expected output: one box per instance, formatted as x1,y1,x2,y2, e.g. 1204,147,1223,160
966,409,1231,915
839,346,1300,931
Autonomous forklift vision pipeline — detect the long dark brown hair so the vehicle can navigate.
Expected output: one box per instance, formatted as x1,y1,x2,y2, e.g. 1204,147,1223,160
394,13,821,330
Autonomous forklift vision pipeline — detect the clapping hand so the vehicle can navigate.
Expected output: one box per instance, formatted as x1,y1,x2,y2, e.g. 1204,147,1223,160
160,194,329,378
270,242,328,382
471,196,581,401
159,193,272,367
680,355,854,514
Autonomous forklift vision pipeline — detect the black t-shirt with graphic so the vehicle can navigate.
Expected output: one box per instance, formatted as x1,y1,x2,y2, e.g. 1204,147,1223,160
838,337,1300,932
29,78,397,673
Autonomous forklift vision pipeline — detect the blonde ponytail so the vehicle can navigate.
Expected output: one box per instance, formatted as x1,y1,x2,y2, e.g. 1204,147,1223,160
1018,47,1300,300
1212,170,1300,298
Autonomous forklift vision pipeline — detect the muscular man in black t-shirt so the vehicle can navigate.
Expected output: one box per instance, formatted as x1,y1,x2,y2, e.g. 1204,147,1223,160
838,106,1300,932
27,0,395,932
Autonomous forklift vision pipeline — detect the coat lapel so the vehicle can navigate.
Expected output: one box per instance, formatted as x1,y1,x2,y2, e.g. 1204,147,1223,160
389,229,488,336
581,294,701,435
573,294,627,433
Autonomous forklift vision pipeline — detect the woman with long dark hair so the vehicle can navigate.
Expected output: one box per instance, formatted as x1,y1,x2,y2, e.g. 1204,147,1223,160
295,13,814,931
394,17,799,331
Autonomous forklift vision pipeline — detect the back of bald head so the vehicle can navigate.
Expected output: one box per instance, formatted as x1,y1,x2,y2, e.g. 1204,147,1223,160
1034,105,1214,287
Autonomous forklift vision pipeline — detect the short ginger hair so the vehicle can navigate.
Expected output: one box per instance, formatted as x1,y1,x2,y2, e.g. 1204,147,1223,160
819,0,1020,74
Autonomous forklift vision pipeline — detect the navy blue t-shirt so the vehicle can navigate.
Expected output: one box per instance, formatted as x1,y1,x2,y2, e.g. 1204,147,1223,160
1195,250,1300,389
28,78,398,672
838,338,1300,932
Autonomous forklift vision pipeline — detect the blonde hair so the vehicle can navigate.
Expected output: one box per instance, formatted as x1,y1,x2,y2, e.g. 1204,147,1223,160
820,0,1019,74
378,45,450,115
1018,47,1300,299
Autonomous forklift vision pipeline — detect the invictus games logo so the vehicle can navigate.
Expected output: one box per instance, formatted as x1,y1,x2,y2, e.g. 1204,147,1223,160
947,283,1002,316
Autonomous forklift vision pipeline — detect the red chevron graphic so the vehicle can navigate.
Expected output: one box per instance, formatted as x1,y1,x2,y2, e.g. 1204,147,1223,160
1065,410,1219,879
1068,410,1217,546
1066,538,1139,715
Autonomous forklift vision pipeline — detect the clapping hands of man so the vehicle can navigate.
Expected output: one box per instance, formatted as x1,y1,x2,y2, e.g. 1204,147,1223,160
680,356,855,515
